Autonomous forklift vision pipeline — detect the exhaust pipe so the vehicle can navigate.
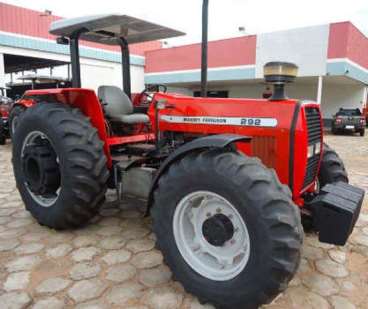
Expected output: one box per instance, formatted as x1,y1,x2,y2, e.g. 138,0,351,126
201,0,209,97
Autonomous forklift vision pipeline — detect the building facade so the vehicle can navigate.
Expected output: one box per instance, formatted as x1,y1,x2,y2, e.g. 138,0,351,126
0,2,159,93
0,2,367,123
145,22,368,122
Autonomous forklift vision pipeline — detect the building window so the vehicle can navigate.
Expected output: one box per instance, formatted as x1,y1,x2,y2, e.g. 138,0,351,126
193,90,229,98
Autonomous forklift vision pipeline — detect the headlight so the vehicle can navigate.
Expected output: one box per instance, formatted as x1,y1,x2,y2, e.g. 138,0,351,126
314,142,321,155
307,142,321,159
307,145,314,158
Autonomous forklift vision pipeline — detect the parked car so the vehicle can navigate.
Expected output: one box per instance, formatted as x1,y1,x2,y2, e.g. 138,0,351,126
331,108,365,136
0,87,13,144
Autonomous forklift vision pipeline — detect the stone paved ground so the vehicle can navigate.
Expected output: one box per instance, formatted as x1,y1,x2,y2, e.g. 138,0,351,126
0,133,367,309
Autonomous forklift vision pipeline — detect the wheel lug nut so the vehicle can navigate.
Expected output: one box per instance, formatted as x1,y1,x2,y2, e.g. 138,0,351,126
216,208,221,213
228,214,233,219
206,212,211,218
230,239,236,244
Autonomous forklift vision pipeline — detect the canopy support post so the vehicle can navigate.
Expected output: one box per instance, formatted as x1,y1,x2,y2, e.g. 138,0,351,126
117,37,132,99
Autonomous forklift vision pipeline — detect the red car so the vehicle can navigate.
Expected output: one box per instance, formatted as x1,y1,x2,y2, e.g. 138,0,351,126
0,87,13,145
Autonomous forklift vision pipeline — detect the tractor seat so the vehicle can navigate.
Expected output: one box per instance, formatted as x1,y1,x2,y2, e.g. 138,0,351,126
98,86,149,124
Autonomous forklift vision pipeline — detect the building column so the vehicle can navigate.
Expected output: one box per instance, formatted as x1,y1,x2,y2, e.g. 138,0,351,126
362,87,368,108
316,75,323,104
0,53,5,92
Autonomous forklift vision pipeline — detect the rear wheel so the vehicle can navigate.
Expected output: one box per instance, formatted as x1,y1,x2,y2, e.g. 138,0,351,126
318,143,348,187
151,149,303,308
360,129,365,137
12,103,109,229
9,104,26,138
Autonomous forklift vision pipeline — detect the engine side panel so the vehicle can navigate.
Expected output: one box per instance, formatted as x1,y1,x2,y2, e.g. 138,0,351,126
149,93,321,200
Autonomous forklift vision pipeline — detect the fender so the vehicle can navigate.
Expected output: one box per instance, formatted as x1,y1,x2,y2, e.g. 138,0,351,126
20,88,112,167
147,134,252,210
13,98,35,109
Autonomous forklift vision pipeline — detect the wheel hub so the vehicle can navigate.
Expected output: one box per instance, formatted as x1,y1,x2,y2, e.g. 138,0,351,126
22,143,60,196
173,191,251,281
202,213,234,246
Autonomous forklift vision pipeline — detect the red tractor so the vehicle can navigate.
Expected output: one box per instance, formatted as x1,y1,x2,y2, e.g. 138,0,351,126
0,86,13,145
11,3,364,309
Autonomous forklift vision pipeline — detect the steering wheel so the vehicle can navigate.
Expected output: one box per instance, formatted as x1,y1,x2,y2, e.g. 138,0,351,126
139,84,168,105
144,84,167,94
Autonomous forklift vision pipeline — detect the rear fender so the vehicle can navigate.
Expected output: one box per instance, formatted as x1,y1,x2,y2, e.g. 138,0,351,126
23,88,112,167
14,98,35,108
147,134,252,211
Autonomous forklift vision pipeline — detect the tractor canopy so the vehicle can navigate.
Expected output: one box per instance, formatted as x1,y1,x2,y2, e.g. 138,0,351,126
49,14,185,45
49,14,185,95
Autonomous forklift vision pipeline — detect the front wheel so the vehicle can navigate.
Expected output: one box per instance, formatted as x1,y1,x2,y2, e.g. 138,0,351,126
151,149,303,308
12,103,110,229
318,143,348,187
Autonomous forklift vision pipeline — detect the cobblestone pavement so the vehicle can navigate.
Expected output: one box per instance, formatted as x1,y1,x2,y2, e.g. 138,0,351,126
0,133,367,309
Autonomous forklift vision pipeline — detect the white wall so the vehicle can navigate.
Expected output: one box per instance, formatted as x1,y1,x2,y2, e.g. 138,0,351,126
321,83,366,119
176,82,318,100
131,65,145,93
228,82,317,101
256,25,329,78
229,82,365,119
167,86,193,96
0,45,145,93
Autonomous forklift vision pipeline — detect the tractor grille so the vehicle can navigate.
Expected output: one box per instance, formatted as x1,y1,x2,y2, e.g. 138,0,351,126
305,107,322,144
303,107,322,188
303,155,320,187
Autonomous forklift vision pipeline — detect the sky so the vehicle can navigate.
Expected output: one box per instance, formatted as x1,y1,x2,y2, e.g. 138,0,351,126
2,0,368,46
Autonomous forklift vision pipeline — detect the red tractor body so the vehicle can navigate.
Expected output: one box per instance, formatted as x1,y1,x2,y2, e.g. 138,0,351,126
18,88,322,204
10,8,364,309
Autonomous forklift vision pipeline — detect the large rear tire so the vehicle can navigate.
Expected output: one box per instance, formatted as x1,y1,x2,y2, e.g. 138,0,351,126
151,149,303,309
12,103,109,229
318,143,348,187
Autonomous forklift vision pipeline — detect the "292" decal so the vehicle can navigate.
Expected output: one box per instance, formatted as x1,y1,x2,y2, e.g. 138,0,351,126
160,115,278,127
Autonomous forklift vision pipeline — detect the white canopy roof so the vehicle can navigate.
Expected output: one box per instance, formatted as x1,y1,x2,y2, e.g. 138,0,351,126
50,14,185,45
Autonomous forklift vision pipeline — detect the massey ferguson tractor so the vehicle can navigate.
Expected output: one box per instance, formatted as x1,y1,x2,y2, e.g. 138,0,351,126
11,2,364,308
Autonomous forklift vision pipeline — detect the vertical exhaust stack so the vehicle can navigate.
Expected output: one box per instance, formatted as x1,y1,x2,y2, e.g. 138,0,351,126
201,0,209,97
263,62,298,101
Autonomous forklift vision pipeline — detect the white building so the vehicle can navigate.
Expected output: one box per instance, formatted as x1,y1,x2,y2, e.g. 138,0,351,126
1,2,367,124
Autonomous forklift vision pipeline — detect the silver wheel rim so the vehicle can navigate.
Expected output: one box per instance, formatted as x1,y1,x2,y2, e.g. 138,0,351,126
21,131,60,207
173,191,250,281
